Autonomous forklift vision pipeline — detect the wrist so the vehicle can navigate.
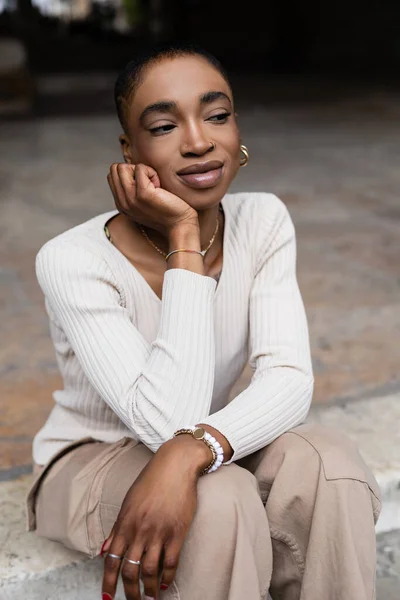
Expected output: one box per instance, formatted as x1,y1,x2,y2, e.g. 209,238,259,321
167,220,200,248
165,221,204,274
197,424,233,463
161,435,212,479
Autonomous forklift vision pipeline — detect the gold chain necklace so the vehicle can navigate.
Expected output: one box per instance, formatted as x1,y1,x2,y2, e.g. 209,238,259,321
105,204,223,258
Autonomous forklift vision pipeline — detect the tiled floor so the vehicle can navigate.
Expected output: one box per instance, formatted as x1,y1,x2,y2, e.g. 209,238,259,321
1,81,400,474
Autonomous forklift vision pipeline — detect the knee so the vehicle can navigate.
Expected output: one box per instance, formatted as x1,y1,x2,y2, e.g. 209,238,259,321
276,423,381,511
196,464,262,525
284,424,372,480
264,424,381,525
184,464,273,597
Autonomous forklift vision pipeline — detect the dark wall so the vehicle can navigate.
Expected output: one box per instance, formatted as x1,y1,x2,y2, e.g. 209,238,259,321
3,0,400,75
173,0,400,74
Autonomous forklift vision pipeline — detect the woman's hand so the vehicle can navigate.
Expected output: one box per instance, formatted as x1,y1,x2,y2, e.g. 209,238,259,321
107,163,198,236
101,436,211,600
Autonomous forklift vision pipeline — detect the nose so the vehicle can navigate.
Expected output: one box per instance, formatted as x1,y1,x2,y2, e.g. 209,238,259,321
181,121,213,157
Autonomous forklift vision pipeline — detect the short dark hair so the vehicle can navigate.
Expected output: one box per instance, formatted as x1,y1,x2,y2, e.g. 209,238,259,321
114,42,231,132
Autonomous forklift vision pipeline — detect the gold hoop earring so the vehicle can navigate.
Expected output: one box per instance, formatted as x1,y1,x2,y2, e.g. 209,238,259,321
240,144,249,167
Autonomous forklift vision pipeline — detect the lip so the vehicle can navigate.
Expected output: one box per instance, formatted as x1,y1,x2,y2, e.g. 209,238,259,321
178,166,223,189
177,160,224,176
177,160,224,189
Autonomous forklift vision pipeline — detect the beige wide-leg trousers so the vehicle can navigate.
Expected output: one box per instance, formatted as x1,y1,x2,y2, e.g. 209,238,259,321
26,423,382,600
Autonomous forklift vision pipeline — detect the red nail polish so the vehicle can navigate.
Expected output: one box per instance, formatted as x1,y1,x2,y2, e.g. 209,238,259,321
102,594,113,600
160,584,169,590
100,539,108,556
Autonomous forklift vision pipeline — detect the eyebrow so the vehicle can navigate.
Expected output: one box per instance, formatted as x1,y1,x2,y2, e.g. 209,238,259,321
139,90,232,124
200,90,232,106
139,101,176,124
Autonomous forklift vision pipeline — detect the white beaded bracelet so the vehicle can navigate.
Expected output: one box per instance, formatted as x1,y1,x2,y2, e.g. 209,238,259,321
173,426,225,474
202,430,224,473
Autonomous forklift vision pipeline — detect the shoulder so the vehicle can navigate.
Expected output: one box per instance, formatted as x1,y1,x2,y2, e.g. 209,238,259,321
225,191,290,223
37,210,117,252
225,191,294,243
36,211,118,289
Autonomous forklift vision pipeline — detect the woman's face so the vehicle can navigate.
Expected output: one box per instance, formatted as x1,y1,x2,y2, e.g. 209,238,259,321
121,55,241,209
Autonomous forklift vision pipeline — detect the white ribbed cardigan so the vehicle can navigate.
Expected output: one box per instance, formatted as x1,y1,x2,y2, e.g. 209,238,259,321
33,192,314,466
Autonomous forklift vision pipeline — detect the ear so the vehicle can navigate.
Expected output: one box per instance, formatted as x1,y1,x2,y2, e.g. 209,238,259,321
119,133,133,164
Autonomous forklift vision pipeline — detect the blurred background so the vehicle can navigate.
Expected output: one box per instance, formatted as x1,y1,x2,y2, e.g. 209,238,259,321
1,2,400,597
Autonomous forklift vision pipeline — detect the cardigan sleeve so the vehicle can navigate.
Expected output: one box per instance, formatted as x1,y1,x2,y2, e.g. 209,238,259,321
200,201,314,463
36,241,217,452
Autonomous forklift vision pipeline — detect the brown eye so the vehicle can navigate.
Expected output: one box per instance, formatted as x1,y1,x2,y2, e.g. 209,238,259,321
149,124,176,136
208,112,231,123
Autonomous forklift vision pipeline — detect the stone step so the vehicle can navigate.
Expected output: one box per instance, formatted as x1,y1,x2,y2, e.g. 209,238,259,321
1,394,398,599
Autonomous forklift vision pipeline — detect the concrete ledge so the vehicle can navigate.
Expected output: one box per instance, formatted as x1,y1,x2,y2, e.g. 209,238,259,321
1,394,398,598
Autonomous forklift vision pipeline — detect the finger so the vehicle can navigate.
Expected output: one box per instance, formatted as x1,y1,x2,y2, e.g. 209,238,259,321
107,173,118,203
140,542,164,600
100,524,115,556
147,166,161,189
121,540,145,600
160,538,183,590
117,163,136,201
135,164,159,199
102,534,127,600
110,163,128,213
108,173,125,215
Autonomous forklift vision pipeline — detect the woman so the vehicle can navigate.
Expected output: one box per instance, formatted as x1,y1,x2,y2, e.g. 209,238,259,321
26,43,381,600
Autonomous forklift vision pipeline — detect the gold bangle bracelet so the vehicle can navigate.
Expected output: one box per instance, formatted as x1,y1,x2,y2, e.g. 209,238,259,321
165,249,204,262
174,428,217,475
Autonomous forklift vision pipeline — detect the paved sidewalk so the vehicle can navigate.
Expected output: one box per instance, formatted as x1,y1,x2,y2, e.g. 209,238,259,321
377,529,400,600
